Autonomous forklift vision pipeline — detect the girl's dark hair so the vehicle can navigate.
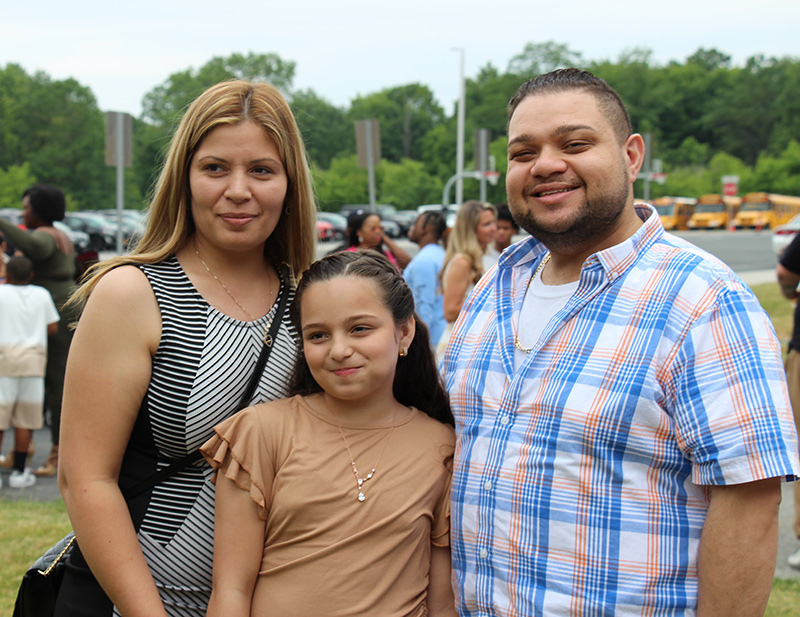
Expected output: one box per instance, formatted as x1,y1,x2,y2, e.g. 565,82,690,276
22,184,66,224
288,249,453,426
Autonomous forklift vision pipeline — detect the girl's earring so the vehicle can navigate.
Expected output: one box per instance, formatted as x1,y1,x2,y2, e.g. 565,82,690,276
399,348,407,357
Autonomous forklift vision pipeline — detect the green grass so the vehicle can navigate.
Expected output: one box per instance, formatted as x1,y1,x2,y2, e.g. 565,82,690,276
0,499,72,614
0,282,797,615
752,282,795,349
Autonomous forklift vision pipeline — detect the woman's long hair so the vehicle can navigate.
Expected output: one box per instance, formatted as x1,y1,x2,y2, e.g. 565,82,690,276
69,80,316,308
288,250,453,426
441,200,497,286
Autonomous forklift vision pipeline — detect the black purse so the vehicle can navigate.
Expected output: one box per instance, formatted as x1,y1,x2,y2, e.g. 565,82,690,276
12,280,291,617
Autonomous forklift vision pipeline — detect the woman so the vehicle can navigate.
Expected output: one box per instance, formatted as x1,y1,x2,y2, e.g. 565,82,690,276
56,80,316,617
0,184,77,476
333,209,411,270
436,200,496,358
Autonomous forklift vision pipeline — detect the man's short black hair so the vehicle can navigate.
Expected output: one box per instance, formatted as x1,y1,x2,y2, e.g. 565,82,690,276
6,255,33,284
494,203,519,230
508,68,632,143
22,184,66,224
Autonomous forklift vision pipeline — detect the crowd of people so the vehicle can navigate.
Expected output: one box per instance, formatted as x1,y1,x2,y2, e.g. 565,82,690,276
2,69,800,616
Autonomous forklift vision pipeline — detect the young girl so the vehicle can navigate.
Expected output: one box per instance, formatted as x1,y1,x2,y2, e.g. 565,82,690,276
201,250,457,617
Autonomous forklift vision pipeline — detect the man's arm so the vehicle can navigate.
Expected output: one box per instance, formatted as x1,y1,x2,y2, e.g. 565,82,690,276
777,262,800,300
696,477,782,617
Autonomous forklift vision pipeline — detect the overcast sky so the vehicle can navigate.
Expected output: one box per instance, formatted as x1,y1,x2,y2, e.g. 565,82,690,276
3,0,799,118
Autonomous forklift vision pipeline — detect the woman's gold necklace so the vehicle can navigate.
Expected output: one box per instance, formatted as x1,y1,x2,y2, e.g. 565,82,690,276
194,244,271,323
323,396,398,503
513,253,551,354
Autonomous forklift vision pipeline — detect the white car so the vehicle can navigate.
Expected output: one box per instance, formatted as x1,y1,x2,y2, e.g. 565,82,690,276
772,214,800,257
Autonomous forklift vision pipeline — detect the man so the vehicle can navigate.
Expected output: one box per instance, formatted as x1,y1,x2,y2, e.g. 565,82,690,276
482,203,519,270
441,68,800,616
403,210,447,346
776,234,800,571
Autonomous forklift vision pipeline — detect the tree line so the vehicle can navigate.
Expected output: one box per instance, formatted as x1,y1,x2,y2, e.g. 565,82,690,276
1,43,799,214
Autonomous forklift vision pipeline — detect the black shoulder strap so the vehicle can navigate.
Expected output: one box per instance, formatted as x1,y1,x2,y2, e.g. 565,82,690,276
123,265,293,500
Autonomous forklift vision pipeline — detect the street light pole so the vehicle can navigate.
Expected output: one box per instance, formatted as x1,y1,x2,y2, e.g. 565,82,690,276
453,47,465,206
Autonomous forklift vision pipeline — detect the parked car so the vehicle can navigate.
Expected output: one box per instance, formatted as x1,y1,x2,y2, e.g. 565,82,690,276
381,219,401,238
54,221,91,254
316,219,335,242
317,211,347,241
64,212,117,251
392,210,419,236
772,213,800,256
94,209,147,244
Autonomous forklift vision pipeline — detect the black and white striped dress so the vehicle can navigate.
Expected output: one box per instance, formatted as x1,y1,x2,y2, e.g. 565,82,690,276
121,256,298,616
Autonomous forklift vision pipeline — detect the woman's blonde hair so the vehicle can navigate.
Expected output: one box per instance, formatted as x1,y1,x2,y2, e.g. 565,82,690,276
441,200,497,285
70,80,316,306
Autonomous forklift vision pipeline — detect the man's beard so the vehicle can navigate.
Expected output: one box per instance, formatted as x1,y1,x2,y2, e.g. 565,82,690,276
510,170,631,252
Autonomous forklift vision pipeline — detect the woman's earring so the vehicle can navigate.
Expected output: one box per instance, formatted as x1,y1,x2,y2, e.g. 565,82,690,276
399,348,407,357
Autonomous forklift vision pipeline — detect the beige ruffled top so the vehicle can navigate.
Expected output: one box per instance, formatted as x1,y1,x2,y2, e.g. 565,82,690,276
201,394,454,617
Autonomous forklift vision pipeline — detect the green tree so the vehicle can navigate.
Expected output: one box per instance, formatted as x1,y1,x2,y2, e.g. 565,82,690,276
291,89,352,169
141,52,296,129
378,158,441,209
0,64,113,209
348,84,444,163
0,163,37,208
507,41,584,77
686,48,732,71
754,141,800,195
314,156,369,210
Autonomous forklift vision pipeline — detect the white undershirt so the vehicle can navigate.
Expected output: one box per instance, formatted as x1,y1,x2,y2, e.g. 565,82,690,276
514,273,579,369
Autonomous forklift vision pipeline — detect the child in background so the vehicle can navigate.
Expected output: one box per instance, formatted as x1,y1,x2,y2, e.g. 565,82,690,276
202,250,457,617
0,256,59,488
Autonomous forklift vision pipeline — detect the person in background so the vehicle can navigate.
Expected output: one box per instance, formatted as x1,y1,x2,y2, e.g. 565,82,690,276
436,200,496,358
332,209,412,270
776,232,800,571
441,68,799,616
0,256,59,488
482,203,520,270
403,210,447,347
0,184,76,477
202,250,456,616
0,232,8,283
56,80,316,617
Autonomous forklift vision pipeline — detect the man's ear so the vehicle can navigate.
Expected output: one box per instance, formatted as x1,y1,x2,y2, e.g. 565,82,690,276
624,133,646,184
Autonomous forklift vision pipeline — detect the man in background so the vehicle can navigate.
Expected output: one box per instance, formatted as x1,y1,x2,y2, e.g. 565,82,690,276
482,203,519,270
403,210,447,347
776,233,800,570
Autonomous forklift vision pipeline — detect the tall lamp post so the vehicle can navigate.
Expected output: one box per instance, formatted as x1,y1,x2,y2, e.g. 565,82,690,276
452,47,465,206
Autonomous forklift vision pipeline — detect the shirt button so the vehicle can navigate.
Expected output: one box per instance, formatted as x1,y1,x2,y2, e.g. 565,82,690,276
479,549,488,559
500,416,510,425
484,481,493,491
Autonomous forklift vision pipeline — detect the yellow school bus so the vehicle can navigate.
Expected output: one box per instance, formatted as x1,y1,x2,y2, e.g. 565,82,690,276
734,193,800,229
652,196,696,230
688,194,741,230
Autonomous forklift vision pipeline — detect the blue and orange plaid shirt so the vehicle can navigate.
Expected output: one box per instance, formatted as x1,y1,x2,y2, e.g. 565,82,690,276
442,204,800,616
